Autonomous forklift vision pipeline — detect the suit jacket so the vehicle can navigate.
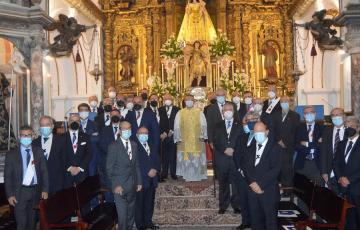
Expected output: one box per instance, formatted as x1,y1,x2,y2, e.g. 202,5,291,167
125,109,160,152
80,119,98,136
234,132,252,171
98,126,117,156
106,139,142,195
262,98,281,115
135,139,160,189
206,102,240,143
236,102,248,122
4,146,49,203
62,131,92,187
334,137,360,195
213,120,244,169
33,135,65,195
273,110,300,151
159,105,180,134
95,113,112,130
243,138,282,194
320,125,347,175
294,122,323,170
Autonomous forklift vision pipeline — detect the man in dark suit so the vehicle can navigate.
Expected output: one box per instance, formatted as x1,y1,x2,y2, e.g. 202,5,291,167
203,92,216,116
148,94,160,123
213,103,242,214
294,105,324,185
243,121,282,230
262,84,281,116
334,116,360,230
135,127,160,230
273,96,300,190
125,96,160,154
107,121,142,230
63,114,92,188
88,95,102,114
33,116,65,196
98,109,122,202
95,98,113,129
5,125,49,230
320,108,346,194
232,91,247,122
159,93,180,181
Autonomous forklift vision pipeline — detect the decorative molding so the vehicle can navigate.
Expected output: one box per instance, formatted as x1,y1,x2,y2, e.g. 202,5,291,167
65,0,105,25
288,0,315,17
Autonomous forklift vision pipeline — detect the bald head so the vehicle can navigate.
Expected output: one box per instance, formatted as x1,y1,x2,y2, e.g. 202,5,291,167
133,96,143,105
103,98,113,106
137,126,149,135
216,88,226,97
120,121,131,130
163,93,173,101
223,103,234,113
254,121,268,133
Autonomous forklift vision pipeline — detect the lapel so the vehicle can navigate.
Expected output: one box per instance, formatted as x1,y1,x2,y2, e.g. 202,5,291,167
229,122,239,141
170,107,177,121
329,126,334,151
118,139,131,163
140,110,146,127
347,137,360,164
215,104,222,120
249,142,257,167
15,148,23,180
48,136,56,161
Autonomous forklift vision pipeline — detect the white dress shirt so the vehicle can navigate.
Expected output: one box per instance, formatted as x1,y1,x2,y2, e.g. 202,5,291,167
332,126,345,151
345,135,359,163
112,124,120,140
141,142,151,156
136,109,144,127
121,137,133,160
69,130,79,153
41,134,53,160
104,112,111,126
255,138,269,166
166,105,173,118
225,118,233,138
217,103,225,120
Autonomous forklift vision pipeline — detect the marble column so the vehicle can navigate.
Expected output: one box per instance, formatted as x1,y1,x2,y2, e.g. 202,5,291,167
338,3,360,120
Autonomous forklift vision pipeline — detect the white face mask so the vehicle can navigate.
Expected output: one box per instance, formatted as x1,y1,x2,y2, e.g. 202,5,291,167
126,102,134,110
253,104,263,112
89,100,98,108
224,111,234,120
244,97,252,105
79,111,89,120
109,92,116,99
232,96,241,104
164,100,172,106
185,100,194,108
268,91,276,99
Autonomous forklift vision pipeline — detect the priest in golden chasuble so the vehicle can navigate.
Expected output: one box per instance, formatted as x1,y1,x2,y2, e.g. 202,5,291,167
174,95,207,182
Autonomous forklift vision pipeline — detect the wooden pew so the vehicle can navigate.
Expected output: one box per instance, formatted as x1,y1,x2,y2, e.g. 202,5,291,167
0,183,16,230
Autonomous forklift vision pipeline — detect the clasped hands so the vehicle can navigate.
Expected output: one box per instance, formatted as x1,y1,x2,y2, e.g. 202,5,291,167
114,184,142,195
250,182,264,194
69,166,81,176
148,169,157,178
224,148,234,156
338,177,350,187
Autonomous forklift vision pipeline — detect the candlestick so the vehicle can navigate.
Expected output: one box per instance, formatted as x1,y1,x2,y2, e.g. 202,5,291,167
26,69,31,125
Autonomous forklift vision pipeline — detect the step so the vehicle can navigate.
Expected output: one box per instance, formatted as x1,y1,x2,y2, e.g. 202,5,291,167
155,195,218,211
159,225,238,230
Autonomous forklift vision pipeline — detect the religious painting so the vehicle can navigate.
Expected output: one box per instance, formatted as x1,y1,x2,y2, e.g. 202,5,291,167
261,40,279,80
116,45,136,88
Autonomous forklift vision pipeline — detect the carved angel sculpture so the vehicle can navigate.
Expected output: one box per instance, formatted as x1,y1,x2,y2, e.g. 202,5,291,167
46,14,96,57
183,41,210,87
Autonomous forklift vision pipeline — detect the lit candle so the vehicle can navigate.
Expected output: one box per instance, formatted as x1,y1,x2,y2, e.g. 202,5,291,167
136,87,139,96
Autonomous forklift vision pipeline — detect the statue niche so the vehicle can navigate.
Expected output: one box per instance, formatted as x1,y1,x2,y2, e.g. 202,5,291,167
116,45,136,88
261,40,279,81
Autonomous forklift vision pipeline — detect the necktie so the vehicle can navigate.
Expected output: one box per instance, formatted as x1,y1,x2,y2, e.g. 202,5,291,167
136,111,141,120
334,128,340,153
72,132,77,144
126,141,132,160
307,124,312,134
105,114,110,122
256,144,263,159
25,149,34,185
144,143,150,155
93,108,96,112
114,126,118,135
43,137,49,143
345,141,354,159
227,121,231,129
166,106,171,118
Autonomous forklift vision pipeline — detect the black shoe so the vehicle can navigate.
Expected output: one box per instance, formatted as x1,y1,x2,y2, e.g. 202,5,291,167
236,223,251,230
233,208,241,214
160,175,167,182
218,209,226,214
171,175,178,180
146,223,159,229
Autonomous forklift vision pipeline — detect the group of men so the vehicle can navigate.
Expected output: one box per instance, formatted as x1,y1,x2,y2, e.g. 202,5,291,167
4,84,360,230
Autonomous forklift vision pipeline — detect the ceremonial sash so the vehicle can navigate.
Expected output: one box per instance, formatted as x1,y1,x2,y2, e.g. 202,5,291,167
22,154,36,186
266,97,280,114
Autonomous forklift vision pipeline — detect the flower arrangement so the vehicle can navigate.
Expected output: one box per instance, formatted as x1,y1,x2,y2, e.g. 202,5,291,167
160,35,184,59
219,69,249,95
209,32,235,57
149,73,165,97
164,76,180,98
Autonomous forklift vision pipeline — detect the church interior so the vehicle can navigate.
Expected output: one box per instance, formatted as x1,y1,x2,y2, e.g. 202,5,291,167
1,0,360,229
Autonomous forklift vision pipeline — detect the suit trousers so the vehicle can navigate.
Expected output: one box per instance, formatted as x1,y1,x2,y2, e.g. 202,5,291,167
296,160,324,186
216,163,239,210
248,188,279,230
280,147,295,187
234,172,251,224
346,193,360,230
114,191,136,230
161,137,176,178
14,186,37,230
135,180,156,229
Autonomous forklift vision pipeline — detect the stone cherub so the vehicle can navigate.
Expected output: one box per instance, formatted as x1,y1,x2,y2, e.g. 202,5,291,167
295,9,343,50
45,14,96,57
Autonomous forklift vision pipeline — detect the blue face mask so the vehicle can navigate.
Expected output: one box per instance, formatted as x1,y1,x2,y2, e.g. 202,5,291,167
138,134,149,143
243,125,250,134
217,96,225,104
185,100,194,108
304,113,316,123
332,116,343,127
248,121,256,130
40,127,52,137
121,130,132,140
254,132,267,144
20,137,32,147
280,102,289,111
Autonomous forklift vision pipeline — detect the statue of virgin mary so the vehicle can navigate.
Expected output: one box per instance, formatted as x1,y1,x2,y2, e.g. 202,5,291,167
177,0,217,43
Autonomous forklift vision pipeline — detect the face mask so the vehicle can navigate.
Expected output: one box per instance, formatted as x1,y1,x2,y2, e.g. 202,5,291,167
280,102,289,111
89,100,98,108
109,92,116,99
254,132,267,144
244,97,252,105
332,116,343,127
224,111,234,120
134,104,142,111
70,122,80,131
304,113,316,123
117,100,125,108
248,121,256,130
217,96,225,105
111,115,120,124
232,96,241,104
150,101,158,107
253,104,263,113
121,129,132,140
79,111,89,120
164,100,172,106
20,137,32,147
126,102,134,110
40,127,52,137
345,127,357,138
268,91,276,99
243,125,250,134
210,98,217,104
138,134,149,143
185,100,194,108
141,93,148,101
104,105,112,113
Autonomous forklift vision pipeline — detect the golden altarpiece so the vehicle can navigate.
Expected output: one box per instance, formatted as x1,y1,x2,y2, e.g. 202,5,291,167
102,0,307,97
